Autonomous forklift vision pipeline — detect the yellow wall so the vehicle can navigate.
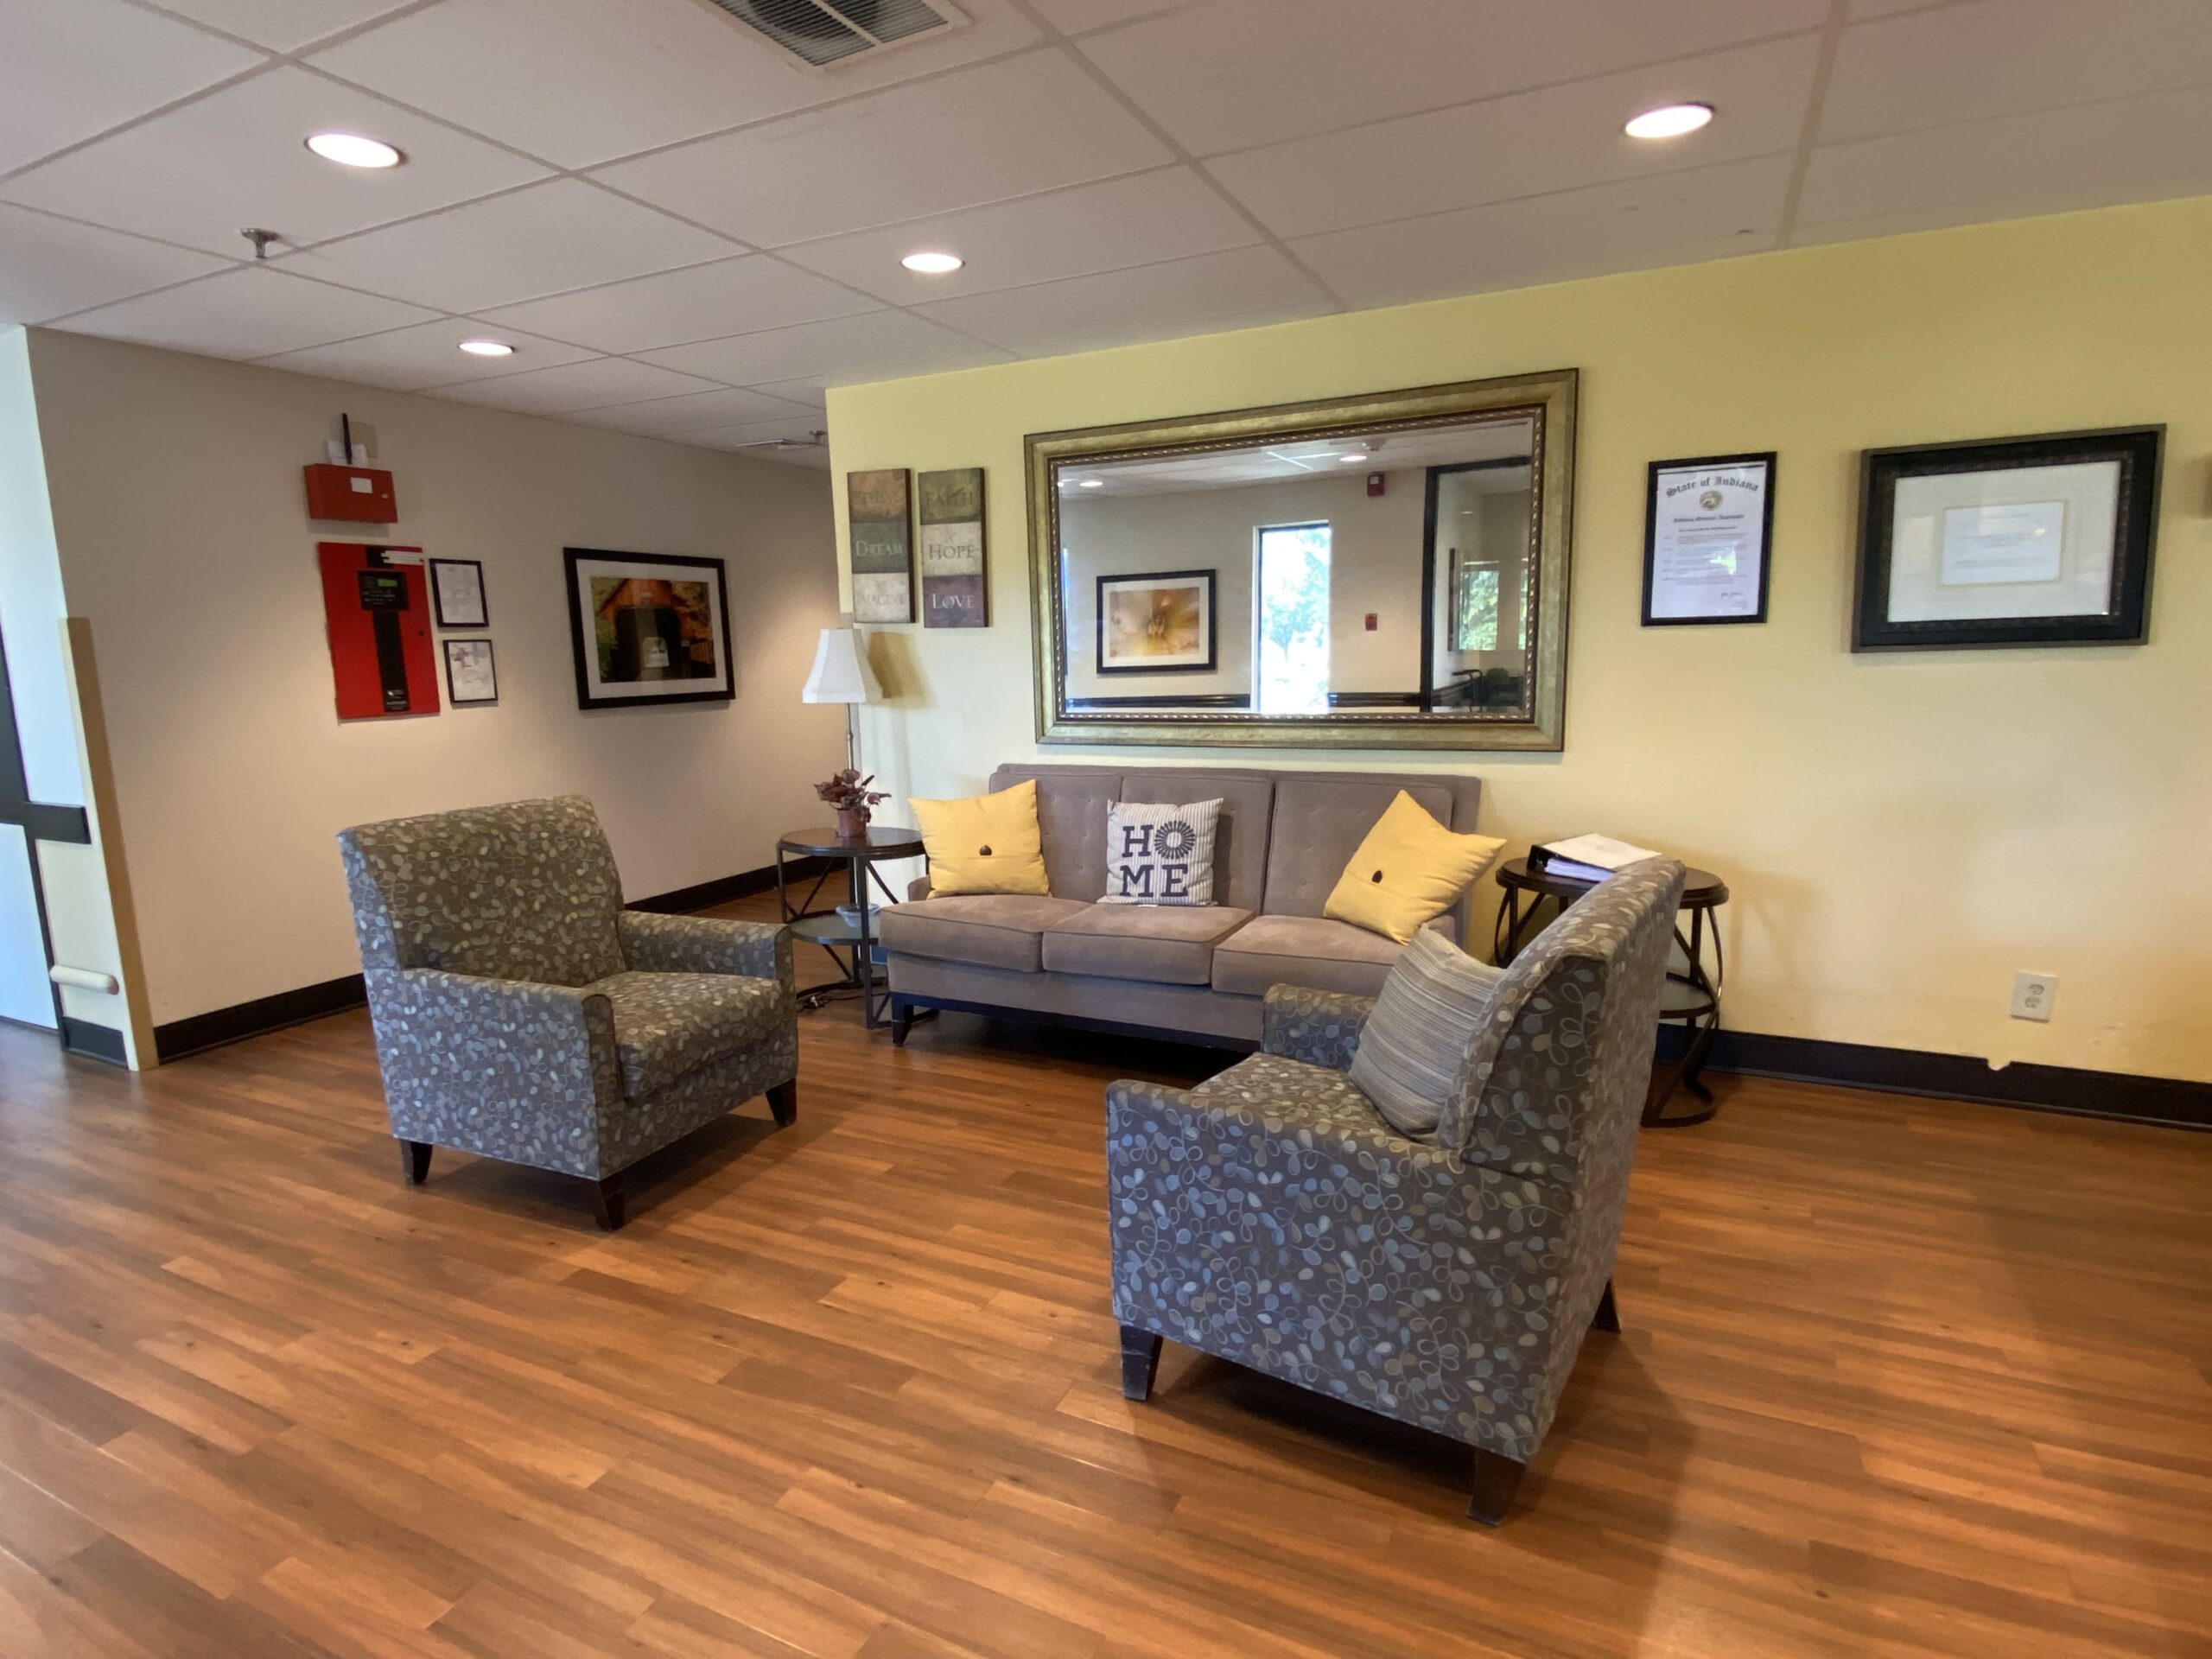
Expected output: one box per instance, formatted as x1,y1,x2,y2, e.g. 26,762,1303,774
827,198,2212,1084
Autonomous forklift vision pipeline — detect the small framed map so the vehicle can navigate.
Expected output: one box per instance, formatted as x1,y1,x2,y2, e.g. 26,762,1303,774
918,467,986,628
847,468,913,624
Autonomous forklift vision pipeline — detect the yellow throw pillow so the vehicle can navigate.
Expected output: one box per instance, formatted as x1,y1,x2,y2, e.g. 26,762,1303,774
1323,790,1505,944
910,779,1052,897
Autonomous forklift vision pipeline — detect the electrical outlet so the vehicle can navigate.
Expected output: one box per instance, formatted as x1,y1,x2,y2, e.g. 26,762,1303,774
2011,971,2057,1022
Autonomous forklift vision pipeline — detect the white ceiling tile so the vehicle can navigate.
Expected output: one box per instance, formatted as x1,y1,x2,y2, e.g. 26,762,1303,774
1079,0,1826,156
149,1,420,53
592,49,1173,247
423,357,726,415
672,416,831,451
563,386,819,436
50,264,435,358
0,0,264,175
308,0,1046,170
912,245,1329,356
1847,0,1951,16
478,256,880,354
1206,35,1820,240
0,206,228,325
1796,86,2212,242
1290,157,1790,310
777,168,1258,303
1822,0,2212,144
253,317,599,389
285,180,738,312
636,308,1013,389
748,379,830,412
0,67,550,260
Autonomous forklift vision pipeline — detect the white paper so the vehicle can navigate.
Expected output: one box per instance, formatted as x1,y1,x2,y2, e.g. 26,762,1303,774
1940,500,2064,585
432,560,486,626
445,640,495,702
1648,461,1767,620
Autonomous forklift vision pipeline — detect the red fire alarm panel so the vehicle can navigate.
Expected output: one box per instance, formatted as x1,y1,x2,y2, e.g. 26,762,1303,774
305,462,398,523
1365,471,1386,498
319,543,439,719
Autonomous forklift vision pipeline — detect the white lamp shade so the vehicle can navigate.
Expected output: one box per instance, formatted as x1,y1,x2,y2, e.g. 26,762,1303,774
802,626,880,704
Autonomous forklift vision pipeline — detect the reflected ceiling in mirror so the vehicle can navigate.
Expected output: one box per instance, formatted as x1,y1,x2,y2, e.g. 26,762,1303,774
1025,371,1576,751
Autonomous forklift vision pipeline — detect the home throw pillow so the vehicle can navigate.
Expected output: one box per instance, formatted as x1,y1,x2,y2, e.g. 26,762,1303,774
908,779,1051,896
1348,927,1506,1137
1324,790,1505,944
1097,798,1222,906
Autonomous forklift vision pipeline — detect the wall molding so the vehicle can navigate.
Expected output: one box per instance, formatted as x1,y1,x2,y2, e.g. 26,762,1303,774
149,857,826,1063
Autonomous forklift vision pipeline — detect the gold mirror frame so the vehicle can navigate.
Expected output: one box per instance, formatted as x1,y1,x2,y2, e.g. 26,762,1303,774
1025,369,1576,751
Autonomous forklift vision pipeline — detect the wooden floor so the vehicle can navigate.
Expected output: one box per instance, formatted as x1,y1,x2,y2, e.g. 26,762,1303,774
0,896,2207,1659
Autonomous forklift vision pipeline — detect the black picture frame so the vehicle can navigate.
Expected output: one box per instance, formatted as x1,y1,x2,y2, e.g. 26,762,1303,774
563,547,736,710
442,637,498,705
1095,569,1217,676
428,557,489,628
1853,426,2161,651
1641,451,1776,627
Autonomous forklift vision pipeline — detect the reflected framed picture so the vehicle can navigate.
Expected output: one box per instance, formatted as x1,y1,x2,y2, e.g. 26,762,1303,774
442,638,498,705
1096,569,1216,674
1853,427,2161,650
563,547,734,709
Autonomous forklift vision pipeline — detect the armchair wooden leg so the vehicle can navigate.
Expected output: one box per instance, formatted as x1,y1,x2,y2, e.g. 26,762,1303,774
397,1140,431,1185
589,1173,627,1231
891,1000,912,1047
1466,1447,1527,1527
766,1078,798,1128
1119,1325,1163,1402
1592,1277,1622,1334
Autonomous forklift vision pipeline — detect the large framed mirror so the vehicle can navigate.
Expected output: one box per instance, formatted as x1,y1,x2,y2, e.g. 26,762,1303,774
1025,371,1575,751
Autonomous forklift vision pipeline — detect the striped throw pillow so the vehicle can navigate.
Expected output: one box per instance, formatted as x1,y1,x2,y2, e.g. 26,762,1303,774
1347,928,1504,1136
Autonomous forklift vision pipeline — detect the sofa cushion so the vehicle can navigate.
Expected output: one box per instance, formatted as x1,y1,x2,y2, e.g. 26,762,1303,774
988,765,1122,902
1211,912,1414,999
1041,904,1254,986
1263,776,1463,918
909,779,1051,896
1347,928,1505,1137
1323,789,1505,944
1118,771,1274,911
1099,798,1222,906
877,894,1091,973
587,970,789,1099
1190,1052,1389,1139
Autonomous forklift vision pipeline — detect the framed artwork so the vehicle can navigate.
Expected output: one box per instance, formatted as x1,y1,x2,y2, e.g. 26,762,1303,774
563,547,734,710
442,638,498,705
848,467,913,623
1853,426,2161,651
1096,569,1217,674
429,557,489,628
1643,452,1774,626
918,467,987,629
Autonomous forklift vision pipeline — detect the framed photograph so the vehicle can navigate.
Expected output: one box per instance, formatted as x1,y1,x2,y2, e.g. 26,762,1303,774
442,638,498,705
848,467,913,624
563,548,734,710
428,557,489,628
918,467,987,629
1643,452,1775,626
1096,569,1217,675
1854,427,2161,651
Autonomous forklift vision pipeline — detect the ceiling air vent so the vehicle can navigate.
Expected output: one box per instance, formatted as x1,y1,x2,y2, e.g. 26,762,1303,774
699,0,967,68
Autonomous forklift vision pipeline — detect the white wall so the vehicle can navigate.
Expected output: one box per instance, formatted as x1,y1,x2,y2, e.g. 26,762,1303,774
25,329,845,1028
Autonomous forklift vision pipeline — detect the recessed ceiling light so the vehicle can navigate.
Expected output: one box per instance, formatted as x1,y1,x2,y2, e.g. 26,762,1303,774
1338,454,1366,463
1077,479,1103,488
458,339,515,357
1624,103,1713,140
900,251,964,274
306,131,404,168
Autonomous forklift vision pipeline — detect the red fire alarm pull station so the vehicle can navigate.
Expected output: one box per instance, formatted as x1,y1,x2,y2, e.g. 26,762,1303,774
1364,613,1379,632
1366,471,1385,498
319,543,440,719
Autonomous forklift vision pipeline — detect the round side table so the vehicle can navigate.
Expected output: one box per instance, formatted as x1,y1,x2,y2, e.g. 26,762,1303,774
1492,858,1731,1128
776,826,925,1029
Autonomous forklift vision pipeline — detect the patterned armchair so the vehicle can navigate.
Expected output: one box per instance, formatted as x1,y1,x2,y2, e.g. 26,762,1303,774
1106,858,1686,1522
337,796,798,1230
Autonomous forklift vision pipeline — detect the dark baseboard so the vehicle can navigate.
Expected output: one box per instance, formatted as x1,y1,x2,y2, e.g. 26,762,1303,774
1659,1025,2209,1129
153,858,823,1064
60,1017,127,1066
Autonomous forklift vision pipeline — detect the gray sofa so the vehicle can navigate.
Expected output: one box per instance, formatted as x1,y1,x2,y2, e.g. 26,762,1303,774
881,762,1484,1048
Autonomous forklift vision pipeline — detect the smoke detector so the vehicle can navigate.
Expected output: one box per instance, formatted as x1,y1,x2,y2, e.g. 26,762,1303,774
693,0,967,68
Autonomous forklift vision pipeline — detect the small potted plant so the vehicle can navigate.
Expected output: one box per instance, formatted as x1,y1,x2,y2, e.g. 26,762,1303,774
817,768,890,841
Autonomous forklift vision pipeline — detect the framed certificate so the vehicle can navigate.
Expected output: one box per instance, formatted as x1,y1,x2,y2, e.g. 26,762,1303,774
429,557,488,628
1853,427,2161,650
442,638,498,705
1642,453,1773,626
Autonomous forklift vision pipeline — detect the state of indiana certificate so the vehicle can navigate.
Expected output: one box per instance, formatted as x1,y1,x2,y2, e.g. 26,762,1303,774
1643,453,1775,626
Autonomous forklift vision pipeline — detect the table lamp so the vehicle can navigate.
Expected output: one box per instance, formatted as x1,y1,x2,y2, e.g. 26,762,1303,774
801,622,880,776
